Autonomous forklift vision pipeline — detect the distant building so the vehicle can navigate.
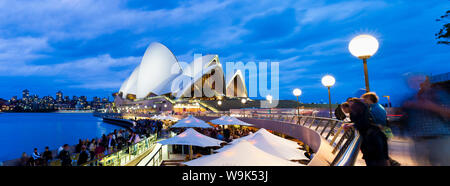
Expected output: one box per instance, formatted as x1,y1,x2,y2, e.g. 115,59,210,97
56,91,63,103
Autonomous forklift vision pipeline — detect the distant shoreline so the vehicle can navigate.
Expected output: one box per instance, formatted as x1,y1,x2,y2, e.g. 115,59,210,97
2,110,94,114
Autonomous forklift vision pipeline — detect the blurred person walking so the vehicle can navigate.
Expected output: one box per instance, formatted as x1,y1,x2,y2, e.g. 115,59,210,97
403,77,450,166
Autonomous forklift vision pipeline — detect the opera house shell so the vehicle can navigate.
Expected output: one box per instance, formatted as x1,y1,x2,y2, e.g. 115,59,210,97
116,42,247,105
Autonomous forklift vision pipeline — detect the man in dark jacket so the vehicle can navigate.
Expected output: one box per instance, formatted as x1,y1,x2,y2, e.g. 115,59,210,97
77,145,90,166
342,98,390,166
59,144,72,166
42,146,53,166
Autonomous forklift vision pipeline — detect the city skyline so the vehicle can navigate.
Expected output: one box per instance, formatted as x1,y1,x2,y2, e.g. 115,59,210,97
0,0,448,106
1,89,111,112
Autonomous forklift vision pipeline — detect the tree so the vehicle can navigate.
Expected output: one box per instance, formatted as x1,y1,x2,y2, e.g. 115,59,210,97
436,10,450,45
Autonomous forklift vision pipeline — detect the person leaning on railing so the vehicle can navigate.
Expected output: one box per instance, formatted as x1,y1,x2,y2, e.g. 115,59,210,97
341,98,390,166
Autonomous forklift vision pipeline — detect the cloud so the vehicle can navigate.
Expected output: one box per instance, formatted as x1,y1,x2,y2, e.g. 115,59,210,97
299,0,387,24
0,0,447,104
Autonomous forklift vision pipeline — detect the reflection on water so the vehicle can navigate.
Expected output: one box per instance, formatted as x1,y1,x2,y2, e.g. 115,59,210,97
0,113,123,162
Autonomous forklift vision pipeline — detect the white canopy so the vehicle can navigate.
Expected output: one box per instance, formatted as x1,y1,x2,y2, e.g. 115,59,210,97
158,128,224,147
209,116,253,126
151,115,178,121
165,115,179,121
216,129,308,161
184,140,302,166
231,128,300,148
171,115,212,128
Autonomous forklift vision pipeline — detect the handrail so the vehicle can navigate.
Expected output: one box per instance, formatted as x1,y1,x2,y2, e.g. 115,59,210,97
191,112,361,166
81,134,158,166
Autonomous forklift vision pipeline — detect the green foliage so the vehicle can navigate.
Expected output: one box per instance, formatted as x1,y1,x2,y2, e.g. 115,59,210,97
436,10,450,45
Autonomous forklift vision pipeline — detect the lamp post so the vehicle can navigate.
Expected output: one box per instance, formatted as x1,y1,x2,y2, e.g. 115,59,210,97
266,95,273,118
322,75,335,118
383,95,391,108
241,98,247,117
348,34,379,93
293,88,302,116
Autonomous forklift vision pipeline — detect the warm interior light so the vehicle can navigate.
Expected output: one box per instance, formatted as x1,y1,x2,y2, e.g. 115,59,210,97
348,34,379,59
266,95,272,102
241,98,247,104
293,88,302,97
321,75,336,87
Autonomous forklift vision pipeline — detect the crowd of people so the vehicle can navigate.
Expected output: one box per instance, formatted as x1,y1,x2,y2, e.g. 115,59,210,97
336,75,450,166
19,119,164,166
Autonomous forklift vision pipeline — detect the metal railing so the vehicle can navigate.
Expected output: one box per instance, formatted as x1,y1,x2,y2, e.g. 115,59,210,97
191,112,361,166
139,144,164,166
81,134,158,166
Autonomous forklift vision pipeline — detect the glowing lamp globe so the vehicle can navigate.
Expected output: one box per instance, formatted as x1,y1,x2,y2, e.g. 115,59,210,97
217,100,222,106
266,95,273,103
348,34,379,59
241,98,247,104
322,75,336,87
293,88,302,97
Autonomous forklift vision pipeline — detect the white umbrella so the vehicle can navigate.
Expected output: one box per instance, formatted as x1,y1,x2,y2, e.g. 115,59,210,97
184,140,302,166
209,116,253,126
159,128,224,160
216,129,308,161
159,128,224,147
163,115,179,121
171,115,212,128
230,128,300,148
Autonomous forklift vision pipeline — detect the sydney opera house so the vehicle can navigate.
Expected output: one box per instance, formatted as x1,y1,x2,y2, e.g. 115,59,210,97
114,42,248,113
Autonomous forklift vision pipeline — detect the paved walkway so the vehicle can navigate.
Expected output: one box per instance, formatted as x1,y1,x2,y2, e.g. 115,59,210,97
355,136,418,166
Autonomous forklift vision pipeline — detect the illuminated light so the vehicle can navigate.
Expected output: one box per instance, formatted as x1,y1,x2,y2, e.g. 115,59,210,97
266,95,273,103
164,104,167,108
321,75,335,87
217,100,222,106
241,98,247,104
223,151,235,157
348,34,379,59
293,88,302,97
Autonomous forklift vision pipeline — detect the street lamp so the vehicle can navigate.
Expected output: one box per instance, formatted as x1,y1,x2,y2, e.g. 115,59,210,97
293,88,302,116
383,95,391,108
322,75,335,118
241,98,247,104
348,34,379,92
266,95,273,116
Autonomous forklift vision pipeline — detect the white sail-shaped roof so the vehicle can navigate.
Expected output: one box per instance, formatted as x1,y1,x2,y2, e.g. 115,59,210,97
175,55,225,98
136,42,182,99
120,65,140,98
117,42,247,100
226,69,247,97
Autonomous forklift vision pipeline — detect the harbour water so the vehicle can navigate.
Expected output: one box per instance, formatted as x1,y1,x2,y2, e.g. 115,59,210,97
0,113,123,162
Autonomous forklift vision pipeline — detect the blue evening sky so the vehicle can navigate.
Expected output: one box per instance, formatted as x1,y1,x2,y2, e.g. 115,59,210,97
0,0,448,105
